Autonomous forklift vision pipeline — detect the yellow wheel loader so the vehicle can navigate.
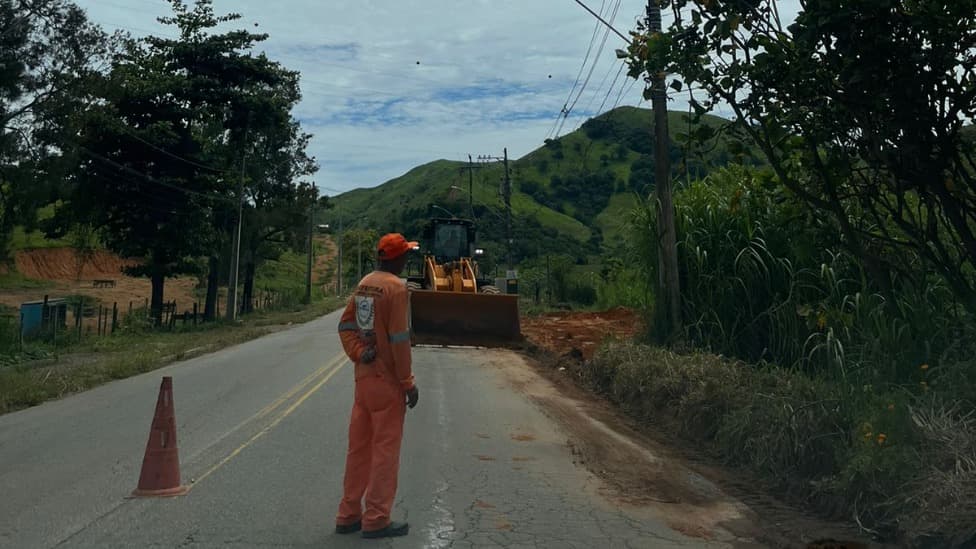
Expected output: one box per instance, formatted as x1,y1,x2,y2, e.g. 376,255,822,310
404,217,521,346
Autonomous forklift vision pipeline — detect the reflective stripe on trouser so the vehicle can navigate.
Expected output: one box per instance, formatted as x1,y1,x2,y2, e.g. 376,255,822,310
336,375,406,531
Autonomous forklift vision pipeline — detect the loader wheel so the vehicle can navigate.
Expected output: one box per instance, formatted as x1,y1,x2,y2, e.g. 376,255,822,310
406,281,422,292
480,285,501,295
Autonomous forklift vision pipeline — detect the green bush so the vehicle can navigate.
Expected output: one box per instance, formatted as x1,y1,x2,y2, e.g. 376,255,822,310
580,342,976,547
628,165,972,385
609,164,976,545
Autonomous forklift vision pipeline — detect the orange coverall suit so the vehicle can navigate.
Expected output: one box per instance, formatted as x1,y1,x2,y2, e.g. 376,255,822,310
335,270,415,532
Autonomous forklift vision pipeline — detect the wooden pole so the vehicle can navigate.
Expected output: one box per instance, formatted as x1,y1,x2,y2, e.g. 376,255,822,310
111,302,118,334
647,0,682,342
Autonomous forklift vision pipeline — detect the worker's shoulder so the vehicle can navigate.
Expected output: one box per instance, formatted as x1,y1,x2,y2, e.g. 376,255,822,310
359,272,407,296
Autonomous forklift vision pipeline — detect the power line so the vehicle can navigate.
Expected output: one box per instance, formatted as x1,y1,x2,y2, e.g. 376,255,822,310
572,0,630,42
119,127,232,174
596,62,627,114
550,0,632,139
78,146,236,204
565,0,621,117
555,0,622,137
547,0,607,140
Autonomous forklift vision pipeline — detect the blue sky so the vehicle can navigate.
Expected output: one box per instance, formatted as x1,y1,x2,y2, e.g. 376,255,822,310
73,0,801,196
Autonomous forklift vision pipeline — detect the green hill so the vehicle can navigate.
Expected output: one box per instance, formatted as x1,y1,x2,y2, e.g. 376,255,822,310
329,106,744,265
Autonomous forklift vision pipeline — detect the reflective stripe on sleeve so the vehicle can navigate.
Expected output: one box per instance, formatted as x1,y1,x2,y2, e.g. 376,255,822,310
388,331,411,344
338,322,359,332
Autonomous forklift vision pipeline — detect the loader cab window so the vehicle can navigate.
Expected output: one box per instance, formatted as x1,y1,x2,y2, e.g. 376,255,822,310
433,224,468,259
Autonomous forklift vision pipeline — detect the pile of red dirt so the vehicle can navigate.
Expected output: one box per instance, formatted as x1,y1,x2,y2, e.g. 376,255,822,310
14,248,140,281
520,307,643,360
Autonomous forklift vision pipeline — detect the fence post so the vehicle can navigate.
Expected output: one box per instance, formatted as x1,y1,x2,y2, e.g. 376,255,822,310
42,295,49,336
128,301,133,317
76,301,83,341
97,306,103,336
144,298,149,320
112,302,118,334
193,302,198,326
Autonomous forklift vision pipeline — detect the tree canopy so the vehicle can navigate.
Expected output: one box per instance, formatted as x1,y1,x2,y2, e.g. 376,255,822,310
623,0,976,309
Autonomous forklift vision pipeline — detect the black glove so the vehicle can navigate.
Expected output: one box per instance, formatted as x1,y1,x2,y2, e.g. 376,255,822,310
360,347,376,364
405,386,419,409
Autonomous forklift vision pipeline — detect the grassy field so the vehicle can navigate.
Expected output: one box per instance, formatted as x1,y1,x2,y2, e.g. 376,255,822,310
0,297,345,415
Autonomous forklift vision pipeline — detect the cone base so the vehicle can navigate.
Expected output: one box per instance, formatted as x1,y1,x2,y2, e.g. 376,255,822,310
129,485,189,498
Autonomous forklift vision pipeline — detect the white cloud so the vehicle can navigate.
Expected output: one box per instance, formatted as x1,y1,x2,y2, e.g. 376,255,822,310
73,0,801,195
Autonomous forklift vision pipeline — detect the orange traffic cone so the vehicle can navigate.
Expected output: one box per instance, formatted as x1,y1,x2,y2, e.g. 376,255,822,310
131,376,188,497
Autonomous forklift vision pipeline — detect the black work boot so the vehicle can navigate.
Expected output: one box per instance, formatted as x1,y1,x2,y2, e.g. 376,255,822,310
335,521,361,534
362,521,409,539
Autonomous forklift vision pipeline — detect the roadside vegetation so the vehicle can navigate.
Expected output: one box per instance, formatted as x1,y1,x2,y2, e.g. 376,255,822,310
0,295,344,415
1,1,347,414
554,2,976,547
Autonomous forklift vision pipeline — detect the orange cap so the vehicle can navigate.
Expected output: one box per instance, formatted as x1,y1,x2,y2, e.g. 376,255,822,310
377,233,419,260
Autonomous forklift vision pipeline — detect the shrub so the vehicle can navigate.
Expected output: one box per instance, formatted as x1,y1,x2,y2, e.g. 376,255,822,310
581,342,976,547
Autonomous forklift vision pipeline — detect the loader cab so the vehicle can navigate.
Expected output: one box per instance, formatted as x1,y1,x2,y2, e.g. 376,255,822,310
424,218,477,262
403,217,490,287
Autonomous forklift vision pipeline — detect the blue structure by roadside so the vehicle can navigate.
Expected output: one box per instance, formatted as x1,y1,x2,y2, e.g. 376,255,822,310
20,298,68,338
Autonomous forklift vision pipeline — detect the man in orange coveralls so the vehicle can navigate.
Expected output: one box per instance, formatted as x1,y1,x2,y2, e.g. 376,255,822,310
335,233,420,539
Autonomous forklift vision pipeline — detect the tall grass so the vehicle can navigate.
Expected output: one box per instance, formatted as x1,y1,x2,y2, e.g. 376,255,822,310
629,165,971,386
611,165,976,545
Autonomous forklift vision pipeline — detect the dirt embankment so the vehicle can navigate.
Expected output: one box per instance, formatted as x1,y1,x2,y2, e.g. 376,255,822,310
520,306,643,360
1,249,199,324
14,248,139,281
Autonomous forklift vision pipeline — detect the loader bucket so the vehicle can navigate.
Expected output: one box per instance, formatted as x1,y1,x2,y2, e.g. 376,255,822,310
409,289,522,347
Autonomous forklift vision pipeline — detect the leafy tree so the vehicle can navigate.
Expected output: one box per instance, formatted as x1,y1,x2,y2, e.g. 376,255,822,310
629,154,655,193
627,0,976,310
0,0,109,257
60,0,312,324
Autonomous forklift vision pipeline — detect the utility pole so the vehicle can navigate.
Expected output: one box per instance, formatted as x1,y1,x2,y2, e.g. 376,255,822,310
477,149,515,270
458,154,483,219
304,198,314,305
647,0,682,342
502,147,512,270
226,114,249,322
336,208,343,297
357,231,363,281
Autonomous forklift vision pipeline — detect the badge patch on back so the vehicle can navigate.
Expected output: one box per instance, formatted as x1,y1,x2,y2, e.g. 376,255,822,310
355,295,375,330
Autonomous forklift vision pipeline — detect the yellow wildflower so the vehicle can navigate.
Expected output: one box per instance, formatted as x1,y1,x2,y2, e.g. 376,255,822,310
877,433,887,445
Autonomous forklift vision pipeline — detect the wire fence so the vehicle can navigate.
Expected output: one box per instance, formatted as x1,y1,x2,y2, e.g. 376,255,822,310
0,288,297,355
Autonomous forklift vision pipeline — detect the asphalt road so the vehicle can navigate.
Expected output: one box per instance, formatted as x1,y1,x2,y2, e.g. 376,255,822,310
0,309,759,549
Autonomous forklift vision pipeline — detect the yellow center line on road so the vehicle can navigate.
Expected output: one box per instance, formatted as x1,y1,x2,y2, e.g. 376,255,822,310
189,352,347,461
187,354,350,492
